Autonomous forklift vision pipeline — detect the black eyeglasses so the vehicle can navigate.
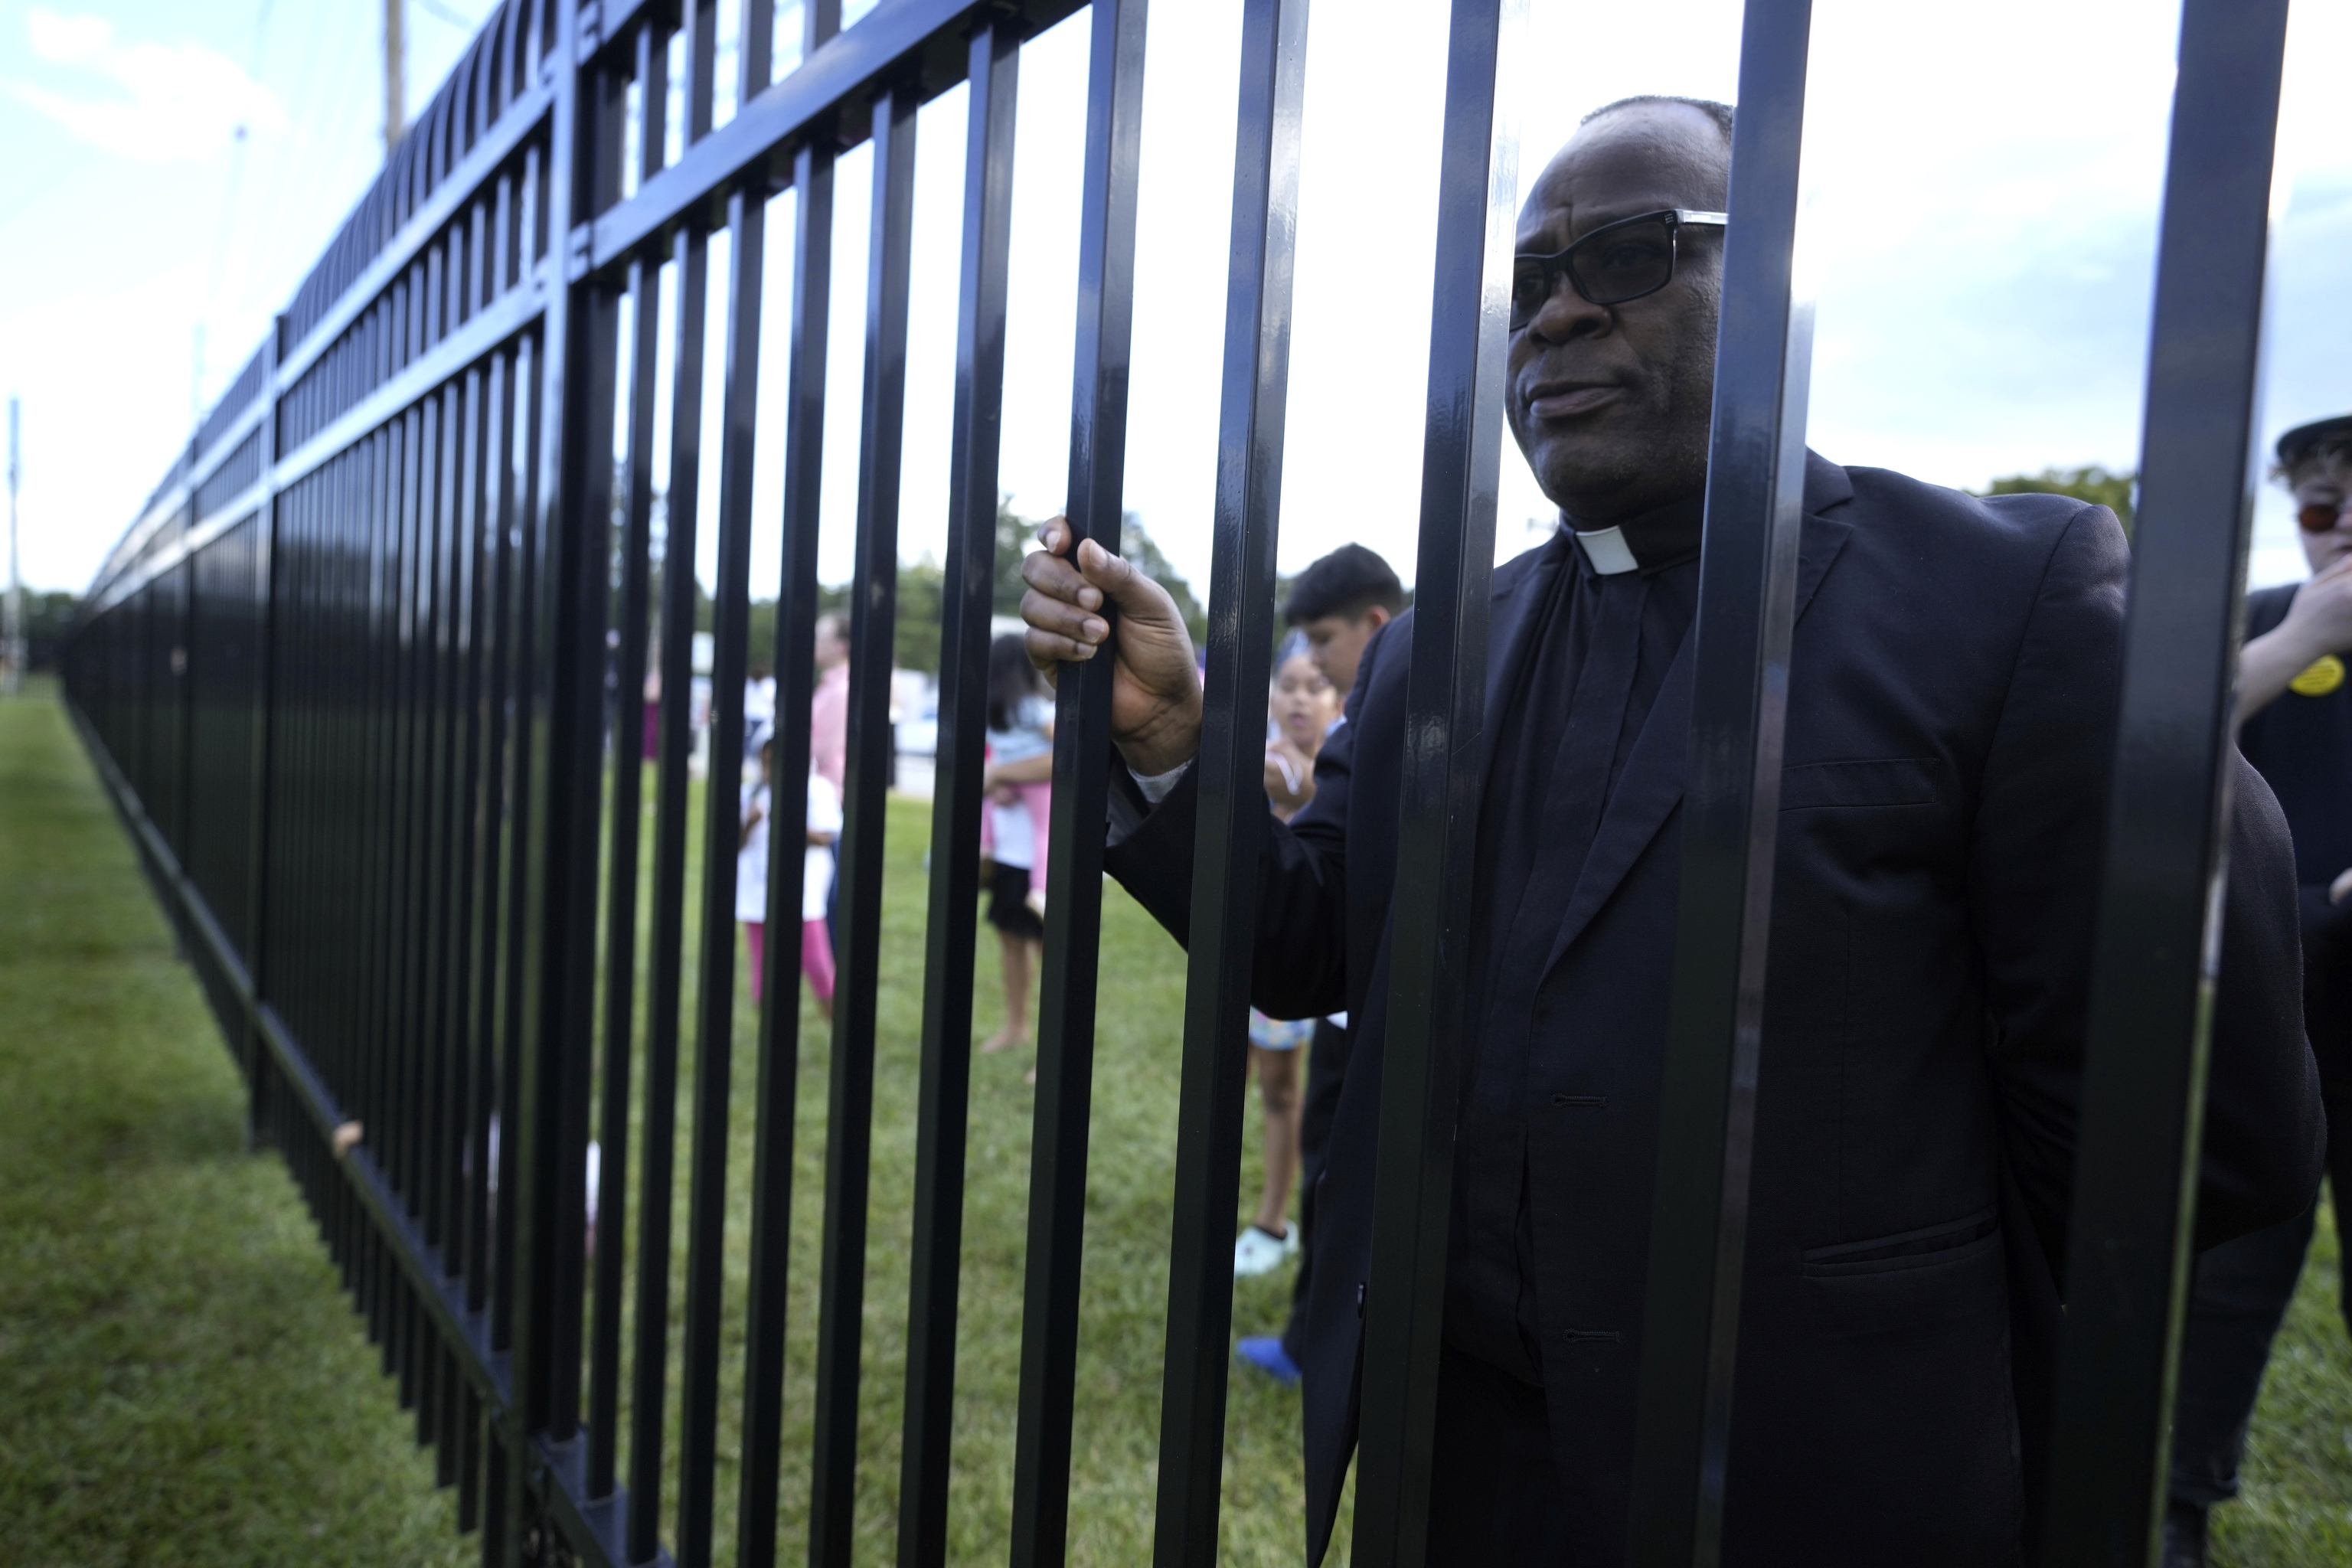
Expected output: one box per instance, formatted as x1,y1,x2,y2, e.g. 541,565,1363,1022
1511,208,1729,330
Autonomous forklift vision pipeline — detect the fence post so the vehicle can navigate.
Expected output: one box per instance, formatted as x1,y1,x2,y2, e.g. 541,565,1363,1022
1009,2,1150,1561
1349,3,1524,1561
1622,5,1817,1563
2041,2,2292,1560
505,0,615,1553
1149,2,1311,1562
244,315,286,1145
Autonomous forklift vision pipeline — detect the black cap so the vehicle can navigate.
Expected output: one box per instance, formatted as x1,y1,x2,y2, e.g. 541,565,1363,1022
1283,544,1405,625
2277,414,2352,471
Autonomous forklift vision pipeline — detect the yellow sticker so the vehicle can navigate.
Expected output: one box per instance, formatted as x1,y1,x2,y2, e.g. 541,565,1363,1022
2290,655,2345,697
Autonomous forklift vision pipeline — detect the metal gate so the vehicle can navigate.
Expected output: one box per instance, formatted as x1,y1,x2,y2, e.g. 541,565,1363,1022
61,0,2294,1563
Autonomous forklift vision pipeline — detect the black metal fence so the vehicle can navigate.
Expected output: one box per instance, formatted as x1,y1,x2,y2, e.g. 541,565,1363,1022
61,0,2293,1563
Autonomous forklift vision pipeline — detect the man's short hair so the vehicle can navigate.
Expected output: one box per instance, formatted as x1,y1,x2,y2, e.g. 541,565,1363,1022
1284,544,1405,626
2276,414,2352,483
1579,94,1735,147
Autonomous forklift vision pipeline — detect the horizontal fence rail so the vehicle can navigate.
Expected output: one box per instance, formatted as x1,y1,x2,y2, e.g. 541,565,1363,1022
62,0,2296,1565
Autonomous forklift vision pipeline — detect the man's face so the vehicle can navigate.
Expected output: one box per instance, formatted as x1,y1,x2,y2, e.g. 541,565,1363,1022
1507,106,1730,524
1300,606,1390,698
2296,458,2352,576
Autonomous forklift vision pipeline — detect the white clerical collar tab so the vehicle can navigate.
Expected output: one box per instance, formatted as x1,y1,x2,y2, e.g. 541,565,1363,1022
1575,526,1639,575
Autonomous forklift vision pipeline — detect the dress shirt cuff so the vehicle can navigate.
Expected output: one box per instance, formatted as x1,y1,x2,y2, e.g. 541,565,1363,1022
1130,759,1194,804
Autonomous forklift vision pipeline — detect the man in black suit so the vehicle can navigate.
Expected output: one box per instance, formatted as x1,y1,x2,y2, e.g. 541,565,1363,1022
2164,413,2352,1567
1022,96,2322,1565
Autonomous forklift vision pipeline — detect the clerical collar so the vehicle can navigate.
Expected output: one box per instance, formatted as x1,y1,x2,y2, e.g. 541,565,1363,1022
1573,526,1639,575
1563,489,1707,576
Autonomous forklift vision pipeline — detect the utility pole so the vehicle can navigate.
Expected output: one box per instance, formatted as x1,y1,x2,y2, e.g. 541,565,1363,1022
384,0,406,156
6,397,22,696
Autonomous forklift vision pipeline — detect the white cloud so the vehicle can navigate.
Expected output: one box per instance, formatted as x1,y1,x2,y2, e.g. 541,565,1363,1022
13,10,286,165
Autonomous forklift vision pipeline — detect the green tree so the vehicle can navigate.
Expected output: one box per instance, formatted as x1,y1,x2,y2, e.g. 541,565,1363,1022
893,555,946,673
994,495,1036,616
1975,465,2136,532
22,590,78,670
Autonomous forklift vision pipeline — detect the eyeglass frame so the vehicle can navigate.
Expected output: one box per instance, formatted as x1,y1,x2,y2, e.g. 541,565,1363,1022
1511,208,1730,329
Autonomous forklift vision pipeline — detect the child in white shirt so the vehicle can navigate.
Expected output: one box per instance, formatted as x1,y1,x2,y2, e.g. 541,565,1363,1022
740,737,841,1021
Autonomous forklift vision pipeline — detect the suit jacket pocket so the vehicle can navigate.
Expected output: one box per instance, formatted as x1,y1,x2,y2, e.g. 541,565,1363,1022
1780,756,1945,812
1802,1211,2004,1339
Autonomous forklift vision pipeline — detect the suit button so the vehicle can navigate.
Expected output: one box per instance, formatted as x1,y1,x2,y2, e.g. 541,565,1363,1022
1357,1282,1366,1318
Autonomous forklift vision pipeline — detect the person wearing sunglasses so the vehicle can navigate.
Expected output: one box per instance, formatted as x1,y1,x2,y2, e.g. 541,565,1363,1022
2166,413,2352,1568
1019,94,2318,1566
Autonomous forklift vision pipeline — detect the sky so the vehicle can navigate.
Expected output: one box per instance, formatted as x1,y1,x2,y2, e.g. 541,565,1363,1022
0,0,2345,602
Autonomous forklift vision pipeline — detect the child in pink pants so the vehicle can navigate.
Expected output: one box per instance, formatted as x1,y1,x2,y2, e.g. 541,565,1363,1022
739,737,840,1019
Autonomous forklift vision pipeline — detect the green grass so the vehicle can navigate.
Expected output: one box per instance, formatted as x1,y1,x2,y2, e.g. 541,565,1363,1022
0,681,1338,1565
590,757,1346,1564
0,682,472,1567
2213,1200,2352,1563
6,671,2347,1564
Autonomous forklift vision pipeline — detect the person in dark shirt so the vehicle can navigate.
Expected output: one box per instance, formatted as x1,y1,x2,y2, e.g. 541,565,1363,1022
2164,413,2352,1568
1021,96,2321,1564
1237,546,1406,1387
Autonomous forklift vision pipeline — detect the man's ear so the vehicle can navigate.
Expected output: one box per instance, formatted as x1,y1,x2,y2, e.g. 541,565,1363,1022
1362,605,1394,632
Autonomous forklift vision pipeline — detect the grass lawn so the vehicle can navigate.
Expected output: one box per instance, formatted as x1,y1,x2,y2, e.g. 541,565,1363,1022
590,756,1347,1564
5,673,2350,1563
2213,1203,2352,1563
0,683,472,1567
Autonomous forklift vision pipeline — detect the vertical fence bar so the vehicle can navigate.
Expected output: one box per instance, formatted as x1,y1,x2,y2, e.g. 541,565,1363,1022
1148,0,1308,1562
738,116,836,1568
245,319,284,1143
590,243,664,1524
896,20,1018,1566
1347,2,1521,1562
544,13,632,1472
1623,4,1816,1563
676,2,766,1553
2041,2,2292,1561
804,69,916,1568
472,348,518,1328
628,217,707,1568
508,0,606,1504
631,1,717,1557
595,10,674,1499
495,333,545,1374
585,15,668,1523
1008,2,1148,1561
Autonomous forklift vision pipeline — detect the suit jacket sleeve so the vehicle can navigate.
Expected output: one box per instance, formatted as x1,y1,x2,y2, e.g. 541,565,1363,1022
1100,625,1393,1021
1970,502,2323,1278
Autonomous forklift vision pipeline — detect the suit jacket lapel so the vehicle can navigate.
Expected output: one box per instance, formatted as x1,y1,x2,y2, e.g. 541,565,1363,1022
1538,460,1857,972
1483,531,1573,743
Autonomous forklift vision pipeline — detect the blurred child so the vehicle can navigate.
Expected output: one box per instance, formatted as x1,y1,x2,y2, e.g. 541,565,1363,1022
980,634,1054,918
1235,635,1341,1278
977,758,1044,1054
740,738,841,1022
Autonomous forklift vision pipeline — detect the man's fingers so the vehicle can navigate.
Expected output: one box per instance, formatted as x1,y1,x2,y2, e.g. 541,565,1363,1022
1021,546,1106,613
1021,583,1109,645
1024,626,1091,673
1075,538,1177,624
